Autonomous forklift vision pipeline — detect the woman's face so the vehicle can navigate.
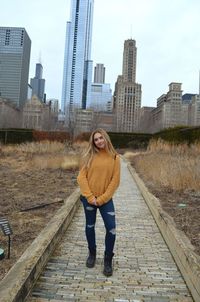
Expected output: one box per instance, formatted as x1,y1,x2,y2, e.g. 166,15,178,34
93,132,106,149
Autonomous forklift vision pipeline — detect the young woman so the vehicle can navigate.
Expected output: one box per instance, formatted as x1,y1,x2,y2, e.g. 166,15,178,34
77,128,120,277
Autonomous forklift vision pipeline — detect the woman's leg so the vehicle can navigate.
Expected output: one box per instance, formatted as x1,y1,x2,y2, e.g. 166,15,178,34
80,196,97,251
99,199,116,256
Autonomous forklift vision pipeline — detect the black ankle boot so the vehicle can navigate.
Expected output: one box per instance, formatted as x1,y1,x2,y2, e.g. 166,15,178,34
103,252,114,277
86,249,96,268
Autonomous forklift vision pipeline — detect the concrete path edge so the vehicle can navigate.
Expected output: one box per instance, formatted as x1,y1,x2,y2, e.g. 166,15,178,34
128,163,200,302
0,188,81,302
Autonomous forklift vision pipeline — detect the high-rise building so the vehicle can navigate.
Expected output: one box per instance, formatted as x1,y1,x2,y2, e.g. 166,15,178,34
94,63,105,83
122,40,137,83
90,63,112,111
144,83,183,132
30,63,45,101
90,83,112,111
61,0,94,113
115,39,142,132
189,94,200,126
0,27,31,107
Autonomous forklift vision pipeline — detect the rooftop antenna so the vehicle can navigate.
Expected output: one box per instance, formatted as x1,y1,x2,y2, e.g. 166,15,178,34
38,51,42,64
130,24,133,39
199,70,200,98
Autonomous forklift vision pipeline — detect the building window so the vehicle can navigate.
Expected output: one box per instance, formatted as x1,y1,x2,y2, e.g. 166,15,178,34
20,30,24,46
5,29,10,46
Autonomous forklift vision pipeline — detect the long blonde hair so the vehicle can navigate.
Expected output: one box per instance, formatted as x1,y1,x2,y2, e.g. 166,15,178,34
81,129,118,168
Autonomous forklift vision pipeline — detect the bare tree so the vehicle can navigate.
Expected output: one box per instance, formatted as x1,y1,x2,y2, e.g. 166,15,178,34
91,111,103,130
65,105,78,140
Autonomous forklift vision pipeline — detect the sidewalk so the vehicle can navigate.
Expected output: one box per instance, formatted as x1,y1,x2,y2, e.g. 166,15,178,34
27,160,193,302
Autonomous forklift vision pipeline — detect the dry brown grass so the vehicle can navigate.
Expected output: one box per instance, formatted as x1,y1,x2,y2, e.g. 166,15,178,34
0,140,81,281
148,138,200,156
1,140,89,156
73,140,89,150
0,140,86,171
128,139,200,191
31,154,79,170
1,140,67,155
124,151,144,160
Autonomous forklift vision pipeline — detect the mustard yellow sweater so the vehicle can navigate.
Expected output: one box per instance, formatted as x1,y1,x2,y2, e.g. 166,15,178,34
77,150,120,206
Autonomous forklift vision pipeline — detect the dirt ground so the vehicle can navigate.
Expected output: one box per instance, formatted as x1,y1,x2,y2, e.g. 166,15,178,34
129,159,200,257
0,152,78,281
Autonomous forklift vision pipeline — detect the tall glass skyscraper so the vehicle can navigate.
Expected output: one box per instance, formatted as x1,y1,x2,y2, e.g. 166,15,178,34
61,0,94,113
30,63,45,101
0,27,31,108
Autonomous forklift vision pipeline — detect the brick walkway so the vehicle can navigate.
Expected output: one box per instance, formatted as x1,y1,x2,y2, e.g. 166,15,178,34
27,160,193,302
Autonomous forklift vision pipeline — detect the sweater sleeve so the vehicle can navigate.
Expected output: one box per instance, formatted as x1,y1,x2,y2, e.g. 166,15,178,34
96,156,120,206
77,166,95,203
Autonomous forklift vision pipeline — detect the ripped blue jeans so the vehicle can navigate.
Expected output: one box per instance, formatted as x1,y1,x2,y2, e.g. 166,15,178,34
80,195,116,256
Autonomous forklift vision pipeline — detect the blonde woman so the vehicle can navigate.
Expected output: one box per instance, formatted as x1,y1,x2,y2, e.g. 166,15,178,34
77,129,120,277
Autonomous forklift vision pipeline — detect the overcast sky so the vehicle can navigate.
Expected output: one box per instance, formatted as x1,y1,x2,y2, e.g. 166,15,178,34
2,0,200,107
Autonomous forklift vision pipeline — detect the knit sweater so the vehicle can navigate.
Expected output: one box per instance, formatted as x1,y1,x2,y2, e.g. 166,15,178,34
77,149,120,206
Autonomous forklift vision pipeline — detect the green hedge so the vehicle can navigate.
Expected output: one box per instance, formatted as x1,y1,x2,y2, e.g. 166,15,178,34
153,126,200,144
109,127,200,148
74,131,153,149
1,126,200,147
0,129,69,144
108,132,152,149
0,129,33,144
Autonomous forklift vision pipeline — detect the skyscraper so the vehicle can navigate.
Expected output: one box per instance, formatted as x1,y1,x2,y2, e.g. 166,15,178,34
114,39,142,132
91,63,112,111
0,27,31,107
122,40,137,83
61,0,94,113
30,63,45,101
91,83,112,111
94,63,105,84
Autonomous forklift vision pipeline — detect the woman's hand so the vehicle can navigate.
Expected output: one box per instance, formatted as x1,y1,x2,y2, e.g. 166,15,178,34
91,198,97,206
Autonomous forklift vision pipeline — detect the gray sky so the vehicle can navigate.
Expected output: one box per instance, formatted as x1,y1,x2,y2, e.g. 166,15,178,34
2,0,200,107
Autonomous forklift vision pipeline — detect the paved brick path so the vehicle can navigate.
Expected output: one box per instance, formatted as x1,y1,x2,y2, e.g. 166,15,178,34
28,160,193,302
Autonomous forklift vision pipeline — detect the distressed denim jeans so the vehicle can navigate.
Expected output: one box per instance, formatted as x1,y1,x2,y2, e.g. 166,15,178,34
80,195,116,256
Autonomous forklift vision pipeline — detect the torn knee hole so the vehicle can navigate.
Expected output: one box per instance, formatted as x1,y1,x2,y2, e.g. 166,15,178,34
107,211,115,216
86,206,94,211
87,224,95,228
109,228,116,235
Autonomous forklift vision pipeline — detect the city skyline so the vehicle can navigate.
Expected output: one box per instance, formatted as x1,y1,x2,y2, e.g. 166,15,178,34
1,0,200,108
